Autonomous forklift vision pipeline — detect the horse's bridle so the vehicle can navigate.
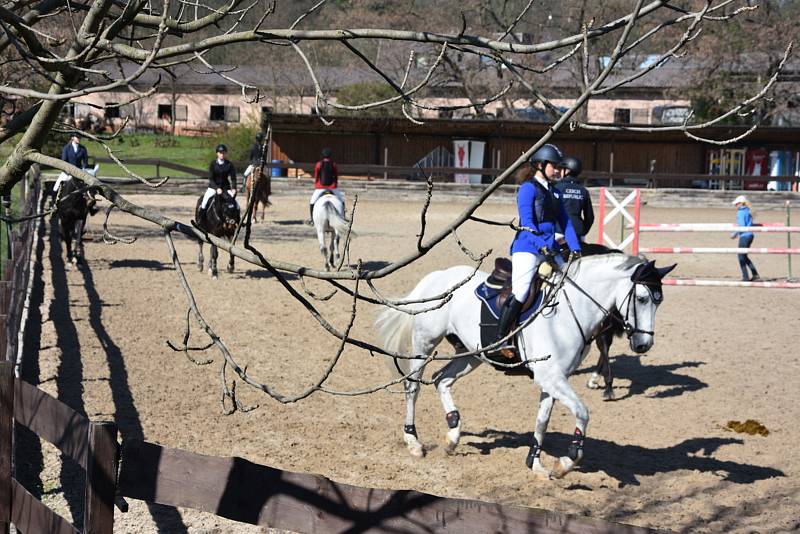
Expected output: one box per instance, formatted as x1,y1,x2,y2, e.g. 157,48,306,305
562,272,661,348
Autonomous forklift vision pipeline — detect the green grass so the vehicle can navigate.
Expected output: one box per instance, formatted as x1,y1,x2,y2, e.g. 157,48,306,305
83,134,214,178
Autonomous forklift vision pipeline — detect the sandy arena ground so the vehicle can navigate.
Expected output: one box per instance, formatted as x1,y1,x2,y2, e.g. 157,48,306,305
16,188,800,533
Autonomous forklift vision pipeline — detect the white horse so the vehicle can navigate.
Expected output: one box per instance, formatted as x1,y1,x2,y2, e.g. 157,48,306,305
375,254,675,479
312,193,351,270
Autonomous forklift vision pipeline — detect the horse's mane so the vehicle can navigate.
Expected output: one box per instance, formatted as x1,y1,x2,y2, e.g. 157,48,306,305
573,252,646,272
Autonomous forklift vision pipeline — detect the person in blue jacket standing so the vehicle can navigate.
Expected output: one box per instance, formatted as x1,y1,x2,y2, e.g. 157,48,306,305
495,143,582,357
730,195,760,281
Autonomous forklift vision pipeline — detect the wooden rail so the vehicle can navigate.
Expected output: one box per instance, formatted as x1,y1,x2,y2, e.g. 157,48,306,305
116,439,665,534
92,157,800,186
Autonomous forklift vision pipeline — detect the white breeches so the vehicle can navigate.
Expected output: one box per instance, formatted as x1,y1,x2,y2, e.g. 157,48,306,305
201,188,237,209
511,252,543,303
53,172,72,192
310,188,344,205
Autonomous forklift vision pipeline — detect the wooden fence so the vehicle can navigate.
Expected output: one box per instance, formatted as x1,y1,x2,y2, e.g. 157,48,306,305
94,157,800,188
0,173,666,533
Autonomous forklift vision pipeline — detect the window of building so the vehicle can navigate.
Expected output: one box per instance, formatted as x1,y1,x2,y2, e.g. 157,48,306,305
613,108,631,124
210,105,225,121
159,104,188,122
209,105,239,122
105,103,120,119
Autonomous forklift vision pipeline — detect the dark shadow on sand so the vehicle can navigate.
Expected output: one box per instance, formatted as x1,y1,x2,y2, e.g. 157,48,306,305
462,428,783,487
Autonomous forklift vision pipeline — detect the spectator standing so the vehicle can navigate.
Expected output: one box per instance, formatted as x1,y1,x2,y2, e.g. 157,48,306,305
730,195,760,281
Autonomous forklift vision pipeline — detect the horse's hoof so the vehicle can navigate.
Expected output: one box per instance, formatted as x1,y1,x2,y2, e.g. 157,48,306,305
602,388,615,401
444,428,460,455
404,434,425,458
550,456,576,479
70,257,78,265
197,264,203,272
531,460,551,480
408,445,424,458
226,265,234,274
586,374,602,390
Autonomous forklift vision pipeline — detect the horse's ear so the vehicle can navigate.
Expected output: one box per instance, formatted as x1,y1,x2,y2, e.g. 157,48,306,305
655,263,677,279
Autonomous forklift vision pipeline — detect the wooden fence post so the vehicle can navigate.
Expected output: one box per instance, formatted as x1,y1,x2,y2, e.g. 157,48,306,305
83,422,118,534
0,361,13,534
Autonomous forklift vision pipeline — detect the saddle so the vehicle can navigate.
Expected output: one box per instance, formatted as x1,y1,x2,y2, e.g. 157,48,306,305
475,257,552,378
477,258,547,319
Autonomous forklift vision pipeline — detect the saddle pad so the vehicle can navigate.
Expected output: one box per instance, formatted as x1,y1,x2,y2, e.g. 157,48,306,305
478,303,534,379
474,282,544,324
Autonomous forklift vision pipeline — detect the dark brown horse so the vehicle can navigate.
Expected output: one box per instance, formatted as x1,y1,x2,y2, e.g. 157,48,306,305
57,170,98,267
195,191,240,278
245,167,271,223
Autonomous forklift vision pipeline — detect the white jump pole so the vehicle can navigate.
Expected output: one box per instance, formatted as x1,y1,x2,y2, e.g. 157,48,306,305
633,204,800,287
641,247,800,254
664,279,800,289
637,225,800,233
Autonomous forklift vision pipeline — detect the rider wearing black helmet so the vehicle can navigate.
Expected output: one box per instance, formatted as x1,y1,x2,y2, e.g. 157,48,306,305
199,143,237,223
494,143,582,357
554,156,594,240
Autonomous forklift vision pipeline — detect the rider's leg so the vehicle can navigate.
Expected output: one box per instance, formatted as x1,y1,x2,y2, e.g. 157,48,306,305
198,188,215,222
495,252,539,357
308,189,323,224
332,188,346,217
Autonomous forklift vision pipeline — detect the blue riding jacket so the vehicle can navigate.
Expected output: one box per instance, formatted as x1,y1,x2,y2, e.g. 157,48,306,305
510,177,582,255
734,206,754,239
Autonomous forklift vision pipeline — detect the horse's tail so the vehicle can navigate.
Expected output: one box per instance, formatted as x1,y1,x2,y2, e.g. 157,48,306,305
322,202,356,237
375,304,416,377
374,270,445,377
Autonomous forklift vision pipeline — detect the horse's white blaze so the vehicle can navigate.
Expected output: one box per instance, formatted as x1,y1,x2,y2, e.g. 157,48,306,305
375,255,668,470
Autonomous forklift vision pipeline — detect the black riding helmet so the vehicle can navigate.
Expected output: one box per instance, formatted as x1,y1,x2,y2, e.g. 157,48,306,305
255,132,264,142
321,147,333,158
529,144,563,167
215,143,228,153
560,156,582,177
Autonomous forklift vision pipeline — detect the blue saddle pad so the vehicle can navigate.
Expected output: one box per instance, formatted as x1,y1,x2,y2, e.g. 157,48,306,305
474,282,544,324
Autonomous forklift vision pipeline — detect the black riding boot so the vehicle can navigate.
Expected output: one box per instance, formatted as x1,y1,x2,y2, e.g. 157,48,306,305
495,297,523,358
197,207,207,228
307,203,314,225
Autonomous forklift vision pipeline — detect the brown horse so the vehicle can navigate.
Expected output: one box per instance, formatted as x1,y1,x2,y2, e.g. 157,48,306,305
245,167,271,223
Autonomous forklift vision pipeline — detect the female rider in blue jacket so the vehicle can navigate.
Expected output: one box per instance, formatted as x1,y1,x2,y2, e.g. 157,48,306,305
495,143,582,357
